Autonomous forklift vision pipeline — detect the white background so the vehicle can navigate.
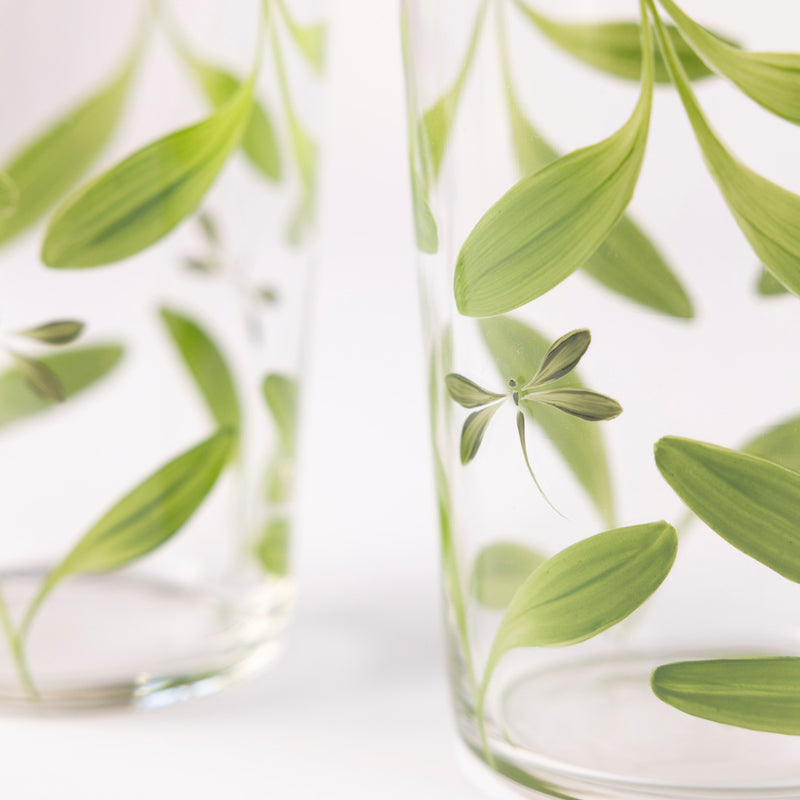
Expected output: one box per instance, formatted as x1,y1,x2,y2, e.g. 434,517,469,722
0,1,494,797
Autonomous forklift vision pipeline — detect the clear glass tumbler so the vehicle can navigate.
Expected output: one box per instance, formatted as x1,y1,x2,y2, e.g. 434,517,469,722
402,0,800,797
0,0,324,708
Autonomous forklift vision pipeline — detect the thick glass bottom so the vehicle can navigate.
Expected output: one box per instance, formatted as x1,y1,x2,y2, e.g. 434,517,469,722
0,567,293,711
461,650,800,800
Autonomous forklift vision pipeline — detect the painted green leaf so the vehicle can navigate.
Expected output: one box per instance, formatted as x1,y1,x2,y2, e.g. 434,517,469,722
655,436,800,583
757,266,788,296
526,329,590,388
16,320,85,346
274,0,327,74
460,403,502,464
472,542,547,610
652,657,800,735
0,345,123,430
513,0,726,83
650,4,800,298
187,60,282,181
528,388,623,422
657,0,800,124
160,308,241,448
0,40,140,247
483,521,677,689
515,408,560,514
0,174,18,220
446,373,505,408
263,374,299,503
455,5,654,317
11,354,65,404
419,1,488,180
744,415,800,473
256,517,290,576
20,429,235,640
503,78,692,318
271,25,318,243
42,74,254,268
480,316,616,525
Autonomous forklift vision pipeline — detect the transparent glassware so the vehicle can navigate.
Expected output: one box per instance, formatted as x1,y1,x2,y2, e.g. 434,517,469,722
0,0,324,709
402,0,800,797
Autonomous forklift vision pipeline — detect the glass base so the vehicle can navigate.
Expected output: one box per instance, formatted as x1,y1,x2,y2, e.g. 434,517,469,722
462,650,800,800
0,567,293,711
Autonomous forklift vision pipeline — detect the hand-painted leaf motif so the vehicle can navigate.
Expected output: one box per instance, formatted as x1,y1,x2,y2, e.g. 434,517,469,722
652,657,800,735
15,320,85,346
460,403,502,464
446,373,506,408
480,316,616,525
655,436,800,583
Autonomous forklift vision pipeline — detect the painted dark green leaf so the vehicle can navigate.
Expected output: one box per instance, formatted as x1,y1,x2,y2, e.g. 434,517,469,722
161,307,241,456
460,403,502,464
652,657,800,735
504,78,692,318
657,0,800,124
744,415,800,473
757,266,788,296
187,60,282,181
0,174,18,220
263,373,299,503
480,316,615,525
0,38,140,246
528,388,623,421
655,436,800,583
11,354,65,404
42,74,254,268
472,542,547,610
16,320,85,346
455,8,654,317
651,5,800,298
419,1,488,180
256,517,290,576
274,0,327,74
515,409,560,514
513,0,729,83
0,345,123,430
446,373,505,408
526,329,590,388
483,521,677,689
19,429,235,640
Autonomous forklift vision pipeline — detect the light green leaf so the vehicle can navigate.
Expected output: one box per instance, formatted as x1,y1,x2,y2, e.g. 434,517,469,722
480,316,616,525
419,1,488,180
19,429,235,642
256,517,290,576
657,0,800,124
15,320,85,346
410,165,439,254
274,0,327,74
501,48,693,319
446,373,505,408
460,403,502,464
455,3,654,317
472,542,547,610
757,266,788,296
10,353,65,404
0,174,18,220
528,388,623,421
0,37,141,246
42,72,255,268
652,657,800,735
263,374,299,503
0,345,123,430
271,24,318,243
187,60,282,182
482,521,677,691
160,307,241,446
526,329,590,388
650,4,800,299
655,436,800,583
744,415,800,473
514,0,726,83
